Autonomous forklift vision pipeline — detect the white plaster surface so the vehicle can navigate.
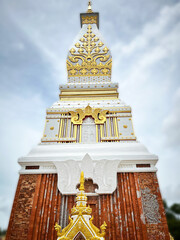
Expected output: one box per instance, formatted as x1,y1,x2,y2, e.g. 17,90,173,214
19,141,158,194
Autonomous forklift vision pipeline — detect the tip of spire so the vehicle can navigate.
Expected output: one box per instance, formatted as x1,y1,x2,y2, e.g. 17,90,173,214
79,171,85,191
87,1,93,13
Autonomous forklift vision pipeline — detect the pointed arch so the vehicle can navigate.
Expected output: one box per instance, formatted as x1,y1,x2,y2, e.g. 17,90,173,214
74,231,86,240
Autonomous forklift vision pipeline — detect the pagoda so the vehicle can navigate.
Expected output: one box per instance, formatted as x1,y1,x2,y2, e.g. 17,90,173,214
6,1,170,240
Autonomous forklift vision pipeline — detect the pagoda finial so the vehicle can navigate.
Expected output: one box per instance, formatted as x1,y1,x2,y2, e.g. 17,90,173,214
79,171,85,191
87,0,93,13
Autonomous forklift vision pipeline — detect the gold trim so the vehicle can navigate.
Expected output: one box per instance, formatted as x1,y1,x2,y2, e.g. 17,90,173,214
60,96,118,101
115,117,119,137
59,118,62,138
130,118,136,137
69,105,108,125
65,118,68,138
100,125,103,142
60,88,118,93
79,171,85,191
74,125,77,142
79,124,82,143
96,125,98,142
109,117,112,137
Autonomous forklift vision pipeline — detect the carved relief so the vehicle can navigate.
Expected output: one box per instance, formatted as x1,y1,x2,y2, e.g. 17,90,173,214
81,153,93,179
141,187,161,224
67,24,112,78
94,160,119,193
54,156,120,194
69,105,108,124
54,161,80,194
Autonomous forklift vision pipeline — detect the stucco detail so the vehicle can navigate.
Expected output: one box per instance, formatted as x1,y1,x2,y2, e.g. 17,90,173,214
141,188,161,224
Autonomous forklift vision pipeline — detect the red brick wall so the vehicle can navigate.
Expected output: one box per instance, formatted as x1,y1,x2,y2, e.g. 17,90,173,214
6,175,40,240
6,173,170,240
137,172,170,240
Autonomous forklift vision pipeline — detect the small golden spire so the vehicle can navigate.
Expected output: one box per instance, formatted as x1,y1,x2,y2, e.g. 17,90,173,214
87,0,93,13
79,171,85,191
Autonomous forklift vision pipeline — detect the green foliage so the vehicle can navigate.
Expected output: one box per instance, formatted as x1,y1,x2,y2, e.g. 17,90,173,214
163,200,180,240
0,228,6,236
170,203,180,214
168,218,180,240
163,199,168,210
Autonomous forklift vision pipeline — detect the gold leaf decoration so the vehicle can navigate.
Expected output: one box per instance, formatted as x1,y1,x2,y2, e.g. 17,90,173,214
69,105,108,124
67,24,112,78
81,15,98,25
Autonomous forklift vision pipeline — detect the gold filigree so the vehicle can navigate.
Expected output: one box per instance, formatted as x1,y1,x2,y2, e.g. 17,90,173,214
90,217,107,237
82,16,97,24
55,172,106,240
67,24,112,78
69,105,108,124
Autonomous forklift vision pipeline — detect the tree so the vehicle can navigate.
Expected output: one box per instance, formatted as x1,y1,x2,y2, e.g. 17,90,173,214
163,200,180,240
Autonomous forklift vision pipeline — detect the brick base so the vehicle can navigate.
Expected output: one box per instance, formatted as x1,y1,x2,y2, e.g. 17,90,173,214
6,173,170,240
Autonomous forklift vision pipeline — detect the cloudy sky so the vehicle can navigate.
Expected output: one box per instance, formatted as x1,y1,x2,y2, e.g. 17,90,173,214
0,0,180,230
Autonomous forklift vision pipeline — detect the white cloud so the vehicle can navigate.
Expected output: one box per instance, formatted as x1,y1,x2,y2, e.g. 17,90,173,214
162,184,180,204
162,88,180,148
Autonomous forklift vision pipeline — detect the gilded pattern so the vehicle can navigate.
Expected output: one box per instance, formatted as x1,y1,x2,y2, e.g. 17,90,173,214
82,16,97,24
55,172,106,240
69,105,108,125
67,25,112,78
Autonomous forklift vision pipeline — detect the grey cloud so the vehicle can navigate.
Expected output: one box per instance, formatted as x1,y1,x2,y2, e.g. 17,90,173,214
0,0,180,230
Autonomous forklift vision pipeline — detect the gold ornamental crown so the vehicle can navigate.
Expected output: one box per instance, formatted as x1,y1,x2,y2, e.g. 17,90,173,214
66,9,112,81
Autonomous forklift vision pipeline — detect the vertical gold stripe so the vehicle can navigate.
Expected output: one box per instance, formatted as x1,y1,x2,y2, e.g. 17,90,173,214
109,117,112,137
79,125,82,143
74,125,77,142
105,121,108,138
100,125,102,142
102,124,104,138
69,120,72,138
96,125,98,143
113,117,115,137
115,117,119,137
65,117,68,138
73,124,75,138
62,118,64,138
59,116,63,138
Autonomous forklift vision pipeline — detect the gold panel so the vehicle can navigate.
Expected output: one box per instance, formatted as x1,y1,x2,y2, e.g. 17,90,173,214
82,15,97,24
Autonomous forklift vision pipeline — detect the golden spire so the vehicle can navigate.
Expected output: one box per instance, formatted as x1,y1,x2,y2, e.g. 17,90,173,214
87,0,93,13
79,171,85,191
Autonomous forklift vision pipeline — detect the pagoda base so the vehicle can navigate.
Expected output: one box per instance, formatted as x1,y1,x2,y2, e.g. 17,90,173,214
6,173,170,240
